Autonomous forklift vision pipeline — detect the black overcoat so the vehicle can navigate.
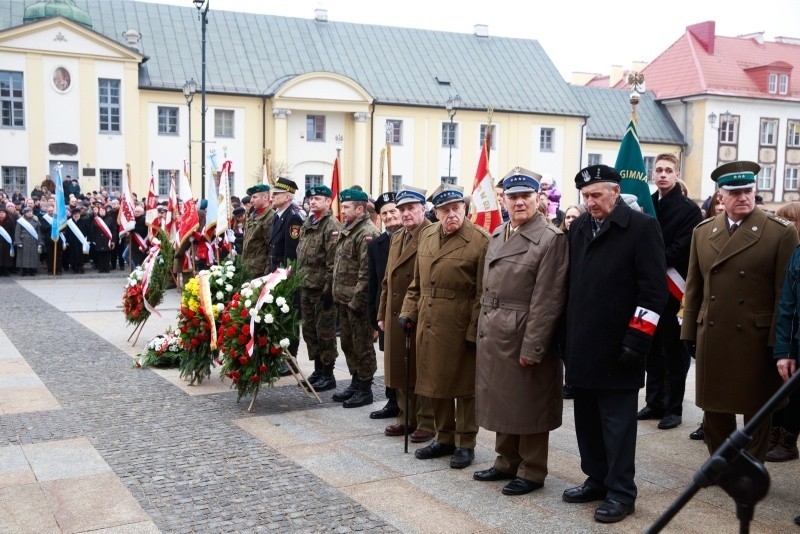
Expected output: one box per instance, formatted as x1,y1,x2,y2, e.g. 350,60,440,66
268,205,303,273
367,230,392,350
564,201,668,389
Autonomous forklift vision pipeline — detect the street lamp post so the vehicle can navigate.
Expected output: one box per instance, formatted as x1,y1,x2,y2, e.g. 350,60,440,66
182,78,197,184
445,94,461,181
193,0,209,199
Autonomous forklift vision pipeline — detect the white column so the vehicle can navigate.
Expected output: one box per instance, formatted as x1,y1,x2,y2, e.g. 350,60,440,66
353,112,370,188
272,108,292,165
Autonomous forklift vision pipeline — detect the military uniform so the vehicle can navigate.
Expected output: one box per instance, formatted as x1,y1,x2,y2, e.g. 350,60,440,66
297,206,341,369
332,209,380,403
242,206,275,277
268,204,303,272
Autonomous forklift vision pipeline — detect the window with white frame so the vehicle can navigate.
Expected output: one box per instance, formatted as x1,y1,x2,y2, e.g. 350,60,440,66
588,153,602,166
0,71,24,128
769,73,778,94
788,121,800,147
780,75,789,95
719,116,737,144
441,176,457,185
215,109,234,137
157,170,172,197
760,119,778,146
442,122,458,148
1,166,27,193
644,157,655,183
757,165,774,191
100,169,122,191
306,115,325,142
479,124,496,149
386,120,402,145
305,174,323,192
391,175,403,191
98,78,120,132
540,128,554,152
158,106,179,135
785,167,800,191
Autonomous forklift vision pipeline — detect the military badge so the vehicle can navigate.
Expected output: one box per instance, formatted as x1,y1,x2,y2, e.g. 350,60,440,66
290,224,301,239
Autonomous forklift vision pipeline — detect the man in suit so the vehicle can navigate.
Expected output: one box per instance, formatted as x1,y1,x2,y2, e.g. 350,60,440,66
268,177,304,375
637,153,703,430
681,161,799,460
368,192,403,420
562,165,667,523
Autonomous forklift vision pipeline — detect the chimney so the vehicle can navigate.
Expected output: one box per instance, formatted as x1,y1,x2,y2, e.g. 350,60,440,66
738,31,765,44
314,8,328,22
776,36,800,45
609,65,623,87
474,24,488,38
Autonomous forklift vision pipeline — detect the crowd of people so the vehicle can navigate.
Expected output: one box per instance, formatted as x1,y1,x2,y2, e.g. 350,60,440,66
4,155,800,526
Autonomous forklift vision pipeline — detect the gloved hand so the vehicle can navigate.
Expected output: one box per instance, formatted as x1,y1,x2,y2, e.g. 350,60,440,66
225,229,235,243
684,340,697,359
618,345,646,368
399,316,415,330
465,340,476,350
321,292,333,310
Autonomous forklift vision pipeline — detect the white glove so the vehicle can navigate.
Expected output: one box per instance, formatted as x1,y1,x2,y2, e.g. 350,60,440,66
225,229,235,243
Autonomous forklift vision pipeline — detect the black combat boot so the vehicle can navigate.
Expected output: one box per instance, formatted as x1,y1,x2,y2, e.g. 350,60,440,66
312,363,337,392
343,378,373,408
305,360,323,386
332,375,360,402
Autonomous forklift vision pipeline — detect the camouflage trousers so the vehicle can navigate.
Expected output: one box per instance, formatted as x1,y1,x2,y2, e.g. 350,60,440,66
337,303,377,381
300,288,338,365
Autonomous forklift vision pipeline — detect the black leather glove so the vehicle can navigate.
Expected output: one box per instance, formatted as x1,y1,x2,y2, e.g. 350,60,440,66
465,340,476,351
321,292,333,310
399,316,415,330
618,345,646,368
684,340,697,359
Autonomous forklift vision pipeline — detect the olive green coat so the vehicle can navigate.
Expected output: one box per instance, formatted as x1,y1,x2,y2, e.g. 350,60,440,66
378,219,431,388
475,214,568,434
242,207,275,277
401,219,489,398
332,214,379,310
681,208,799,413
297,210,342,294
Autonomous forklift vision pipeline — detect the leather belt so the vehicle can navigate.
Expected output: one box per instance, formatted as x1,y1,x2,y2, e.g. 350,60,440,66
480,296,530,311
420,287,470,299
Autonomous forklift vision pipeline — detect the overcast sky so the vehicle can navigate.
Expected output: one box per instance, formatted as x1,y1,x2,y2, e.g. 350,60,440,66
137,0,800,80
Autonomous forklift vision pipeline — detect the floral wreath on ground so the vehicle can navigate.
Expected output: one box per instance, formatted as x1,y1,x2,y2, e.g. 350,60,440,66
135,327,185,369
178,257,250,385
122,230,174,326
218,265,303,408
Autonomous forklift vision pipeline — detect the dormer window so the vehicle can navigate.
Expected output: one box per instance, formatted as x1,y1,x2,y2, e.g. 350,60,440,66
780,74,789,95
769,73,778,93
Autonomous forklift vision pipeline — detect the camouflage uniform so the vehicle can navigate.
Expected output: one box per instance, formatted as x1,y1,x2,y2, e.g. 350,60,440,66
333,213,380,380
242,206,275,278
297,209,341,365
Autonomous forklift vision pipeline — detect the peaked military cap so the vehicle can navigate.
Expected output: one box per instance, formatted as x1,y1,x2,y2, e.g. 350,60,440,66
428,184,465,207
502,167,541,194
396,185,427,207
274,177,298,194
339,188,369,202
711,160,760,190
574,164,621,189
374,192,397,213
246,184,270,196
306,185,332,198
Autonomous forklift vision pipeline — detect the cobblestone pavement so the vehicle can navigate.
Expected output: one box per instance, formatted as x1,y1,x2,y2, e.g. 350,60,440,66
1,272,799,533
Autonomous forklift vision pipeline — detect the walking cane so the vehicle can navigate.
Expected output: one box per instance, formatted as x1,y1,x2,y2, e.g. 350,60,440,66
404,321,412,454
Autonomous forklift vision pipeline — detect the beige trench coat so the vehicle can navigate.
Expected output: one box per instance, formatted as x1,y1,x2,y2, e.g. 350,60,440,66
681,209,798,413
378,219,431,388
401,219,488,398
475,214,568,434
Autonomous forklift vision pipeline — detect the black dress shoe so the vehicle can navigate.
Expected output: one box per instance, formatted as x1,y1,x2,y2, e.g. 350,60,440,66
370,401,400,419
562,484,607,503
658,414,682,429
594,498,635,523
689,423,705,441
562,385,575,399
449,447,475,469
473,467,514,482
414,441,456,460
502,477,544,496
636,406,664,420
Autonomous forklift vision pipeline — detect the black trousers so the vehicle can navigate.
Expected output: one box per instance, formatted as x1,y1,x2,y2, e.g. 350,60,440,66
574,388,639,505
772,388,800,434
644,313,690,416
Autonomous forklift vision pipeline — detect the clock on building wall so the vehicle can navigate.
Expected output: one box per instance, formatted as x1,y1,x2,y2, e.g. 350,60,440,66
52,66,71,92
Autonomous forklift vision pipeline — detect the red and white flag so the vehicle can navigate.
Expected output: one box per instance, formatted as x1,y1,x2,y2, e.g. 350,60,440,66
178,161,199,248
330,156,341,222
166,170,179,245
470,128,502,233
118,169,137,232
666,267,686,302
145,171,159,239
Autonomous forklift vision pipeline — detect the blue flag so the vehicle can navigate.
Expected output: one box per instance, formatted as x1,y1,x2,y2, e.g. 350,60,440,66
52,164,68,241
615,119,655,217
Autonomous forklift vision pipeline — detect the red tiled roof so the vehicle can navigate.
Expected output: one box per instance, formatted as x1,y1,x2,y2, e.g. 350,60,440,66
620,21,800,101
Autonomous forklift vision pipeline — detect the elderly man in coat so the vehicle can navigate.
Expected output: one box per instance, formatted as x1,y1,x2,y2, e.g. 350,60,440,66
473,168,568,496
400,184,489,469
681,161,799,461
562,165,667,523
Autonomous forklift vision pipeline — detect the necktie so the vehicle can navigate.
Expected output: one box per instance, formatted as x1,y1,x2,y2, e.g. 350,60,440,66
730,223,738,235
592,219,602,238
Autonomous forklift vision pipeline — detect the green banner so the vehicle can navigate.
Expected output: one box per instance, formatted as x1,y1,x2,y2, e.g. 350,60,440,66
615,119,655,216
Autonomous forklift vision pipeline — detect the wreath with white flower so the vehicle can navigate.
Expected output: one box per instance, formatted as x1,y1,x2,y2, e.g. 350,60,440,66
135,328,185,368
121,230,174,327
218,266,303,409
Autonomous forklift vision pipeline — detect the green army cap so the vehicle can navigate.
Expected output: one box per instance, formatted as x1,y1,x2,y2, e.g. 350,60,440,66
306,185,332,198
339,188,369,202
246,183,270,195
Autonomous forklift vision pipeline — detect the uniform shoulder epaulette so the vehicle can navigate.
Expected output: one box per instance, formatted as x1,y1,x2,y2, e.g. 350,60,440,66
768,213,793,227
545,224,564,236
695,217,714,229
474,225,490,238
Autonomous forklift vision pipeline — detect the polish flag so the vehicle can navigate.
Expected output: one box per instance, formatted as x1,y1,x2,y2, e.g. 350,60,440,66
469,127,502,233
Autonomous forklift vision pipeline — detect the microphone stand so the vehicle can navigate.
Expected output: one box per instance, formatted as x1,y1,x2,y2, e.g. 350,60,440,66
648,369,800,533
